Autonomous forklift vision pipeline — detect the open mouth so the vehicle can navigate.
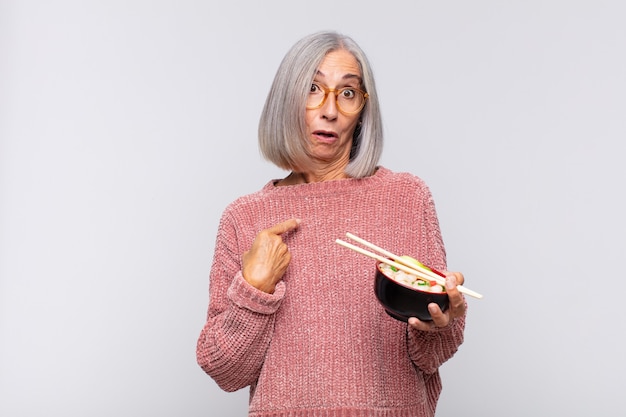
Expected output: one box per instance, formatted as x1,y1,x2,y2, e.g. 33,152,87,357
313,130,338,139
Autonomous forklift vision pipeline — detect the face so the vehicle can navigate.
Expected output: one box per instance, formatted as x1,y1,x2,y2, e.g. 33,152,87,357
304,49,363,171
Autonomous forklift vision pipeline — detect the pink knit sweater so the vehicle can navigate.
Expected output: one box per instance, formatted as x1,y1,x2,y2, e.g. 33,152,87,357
197,167,465,417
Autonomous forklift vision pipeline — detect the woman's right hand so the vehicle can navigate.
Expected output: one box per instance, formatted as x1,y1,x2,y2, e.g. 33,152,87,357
242,218,301,293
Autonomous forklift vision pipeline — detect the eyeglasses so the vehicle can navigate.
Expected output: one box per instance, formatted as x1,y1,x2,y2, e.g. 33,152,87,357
306,83,368,115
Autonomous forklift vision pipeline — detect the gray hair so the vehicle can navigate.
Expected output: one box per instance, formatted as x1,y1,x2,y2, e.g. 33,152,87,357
258,31,383,178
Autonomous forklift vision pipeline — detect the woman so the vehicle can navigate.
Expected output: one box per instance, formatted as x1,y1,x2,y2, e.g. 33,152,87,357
197,31,467,417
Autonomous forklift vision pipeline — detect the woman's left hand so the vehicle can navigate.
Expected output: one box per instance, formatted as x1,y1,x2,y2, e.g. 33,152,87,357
408,271,466,331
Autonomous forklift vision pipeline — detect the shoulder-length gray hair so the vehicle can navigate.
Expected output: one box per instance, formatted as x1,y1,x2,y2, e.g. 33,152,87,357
258,31,383,178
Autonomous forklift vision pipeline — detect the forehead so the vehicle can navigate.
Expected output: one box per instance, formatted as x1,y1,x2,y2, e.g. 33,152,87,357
316,49,362,80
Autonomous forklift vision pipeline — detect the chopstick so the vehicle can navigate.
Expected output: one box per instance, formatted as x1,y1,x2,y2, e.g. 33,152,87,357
335,233,483,299
335,239,439,283
346,232,446,281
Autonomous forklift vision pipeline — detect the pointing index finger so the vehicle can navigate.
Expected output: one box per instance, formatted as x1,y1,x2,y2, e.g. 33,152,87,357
267,218,301,235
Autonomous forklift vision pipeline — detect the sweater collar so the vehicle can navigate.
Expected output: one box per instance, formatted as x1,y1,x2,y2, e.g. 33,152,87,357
262,166,390,197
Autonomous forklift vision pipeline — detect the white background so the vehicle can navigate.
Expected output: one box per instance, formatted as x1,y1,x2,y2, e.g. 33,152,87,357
1,1,625,416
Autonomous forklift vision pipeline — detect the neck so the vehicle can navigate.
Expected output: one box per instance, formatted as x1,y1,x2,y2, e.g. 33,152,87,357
276,152,353,185
297,170,350,184
278,168,351,186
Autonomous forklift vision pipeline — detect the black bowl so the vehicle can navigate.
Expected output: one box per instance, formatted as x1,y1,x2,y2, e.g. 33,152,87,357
374,262,449,322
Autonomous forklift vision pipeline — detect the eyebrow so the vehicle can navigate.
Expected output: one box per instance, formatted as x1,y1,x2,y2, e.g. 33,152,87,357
315,70,363,84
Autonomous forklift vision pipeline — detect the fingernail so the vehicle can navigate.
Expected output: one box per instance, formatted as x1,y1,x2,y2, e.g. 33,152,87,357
445,275,456,290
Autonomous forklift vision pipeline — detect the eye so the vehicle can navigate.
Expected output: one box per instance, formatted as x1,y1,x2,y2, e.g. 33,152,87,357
310,83,323,94
340,88,356,99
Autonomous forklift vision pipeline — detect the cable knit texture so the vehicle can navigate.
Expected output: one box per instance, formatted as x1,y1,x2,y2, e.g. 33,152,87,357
197,167,465,417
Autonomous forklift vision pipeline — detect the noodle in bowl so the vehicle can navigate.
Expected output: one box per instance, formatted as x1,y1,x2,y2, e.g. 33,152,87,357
374,261,449,322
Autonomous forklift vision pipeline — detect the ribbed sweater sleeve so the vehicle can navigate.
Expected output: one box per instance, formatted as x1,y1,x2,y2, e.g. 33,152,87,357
404,182,466,375
407,315,466,375
196,211,285,391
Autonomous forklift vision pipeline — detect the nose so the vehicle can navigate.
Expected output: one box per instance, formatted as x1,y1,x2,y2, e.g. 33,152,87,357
320,91,339,120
